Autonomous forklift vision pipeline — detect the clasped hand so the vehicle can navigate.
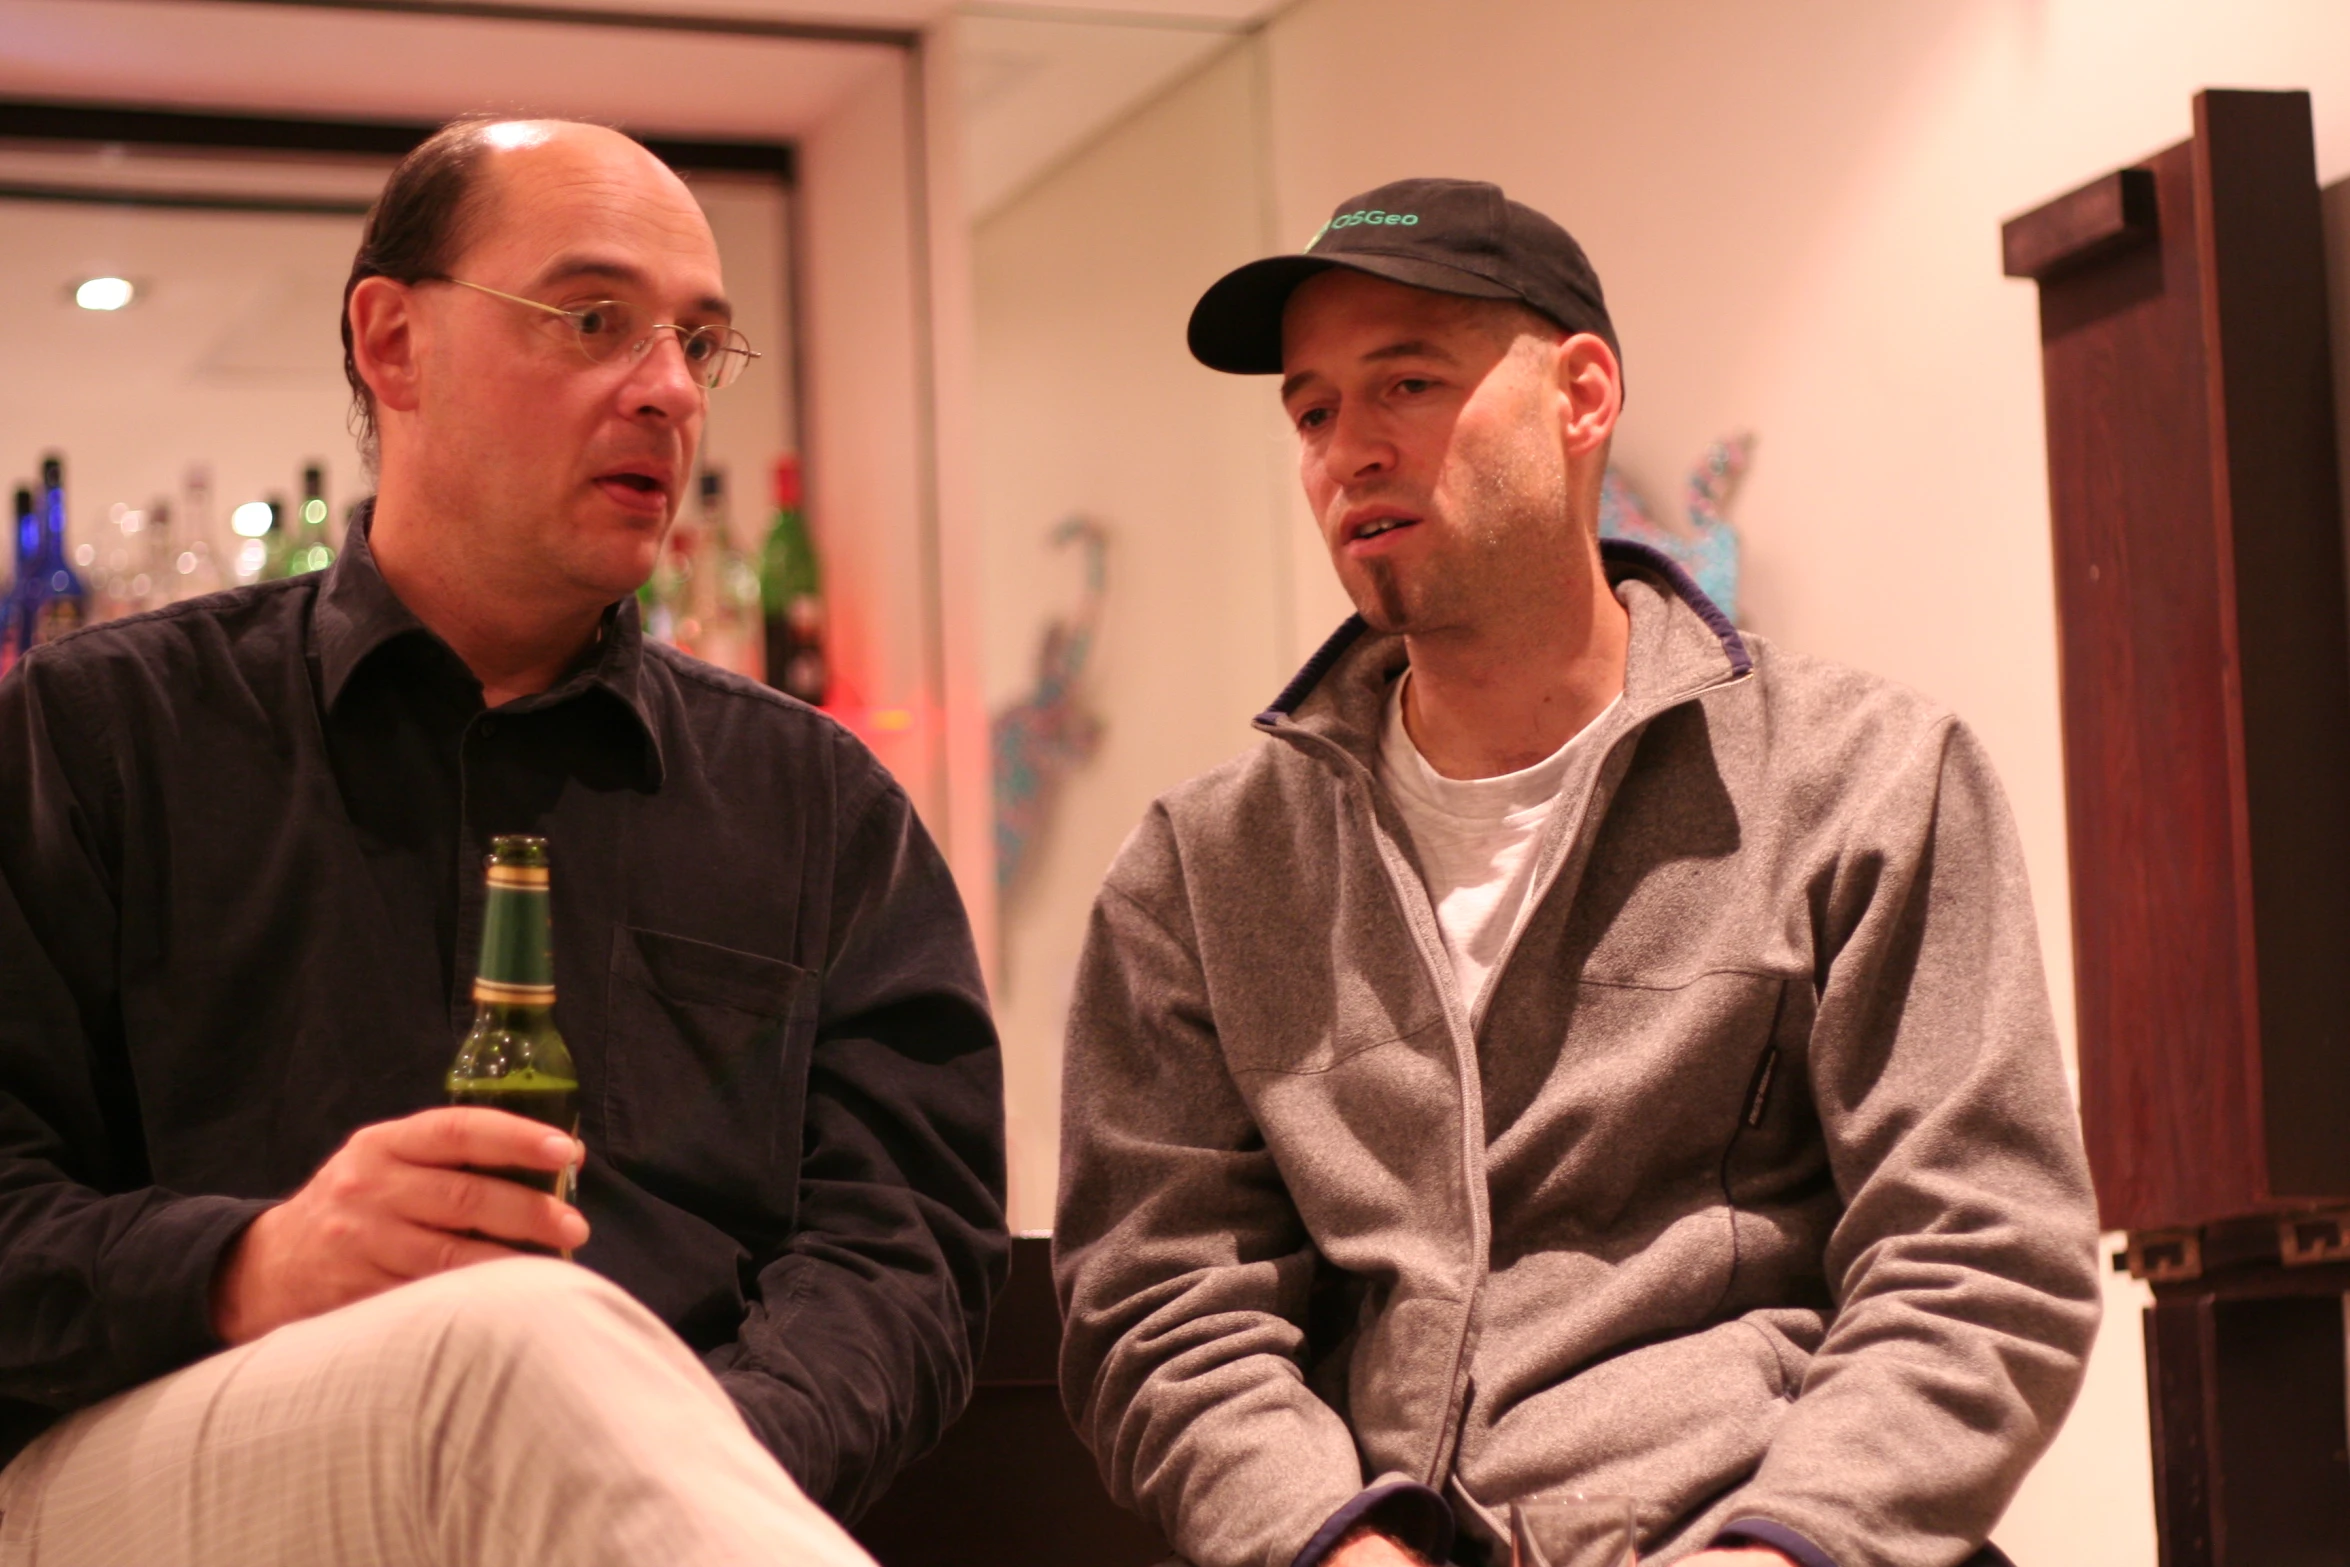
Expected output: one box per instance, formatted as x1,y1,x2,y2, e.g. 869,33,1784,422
210,1107,587,1345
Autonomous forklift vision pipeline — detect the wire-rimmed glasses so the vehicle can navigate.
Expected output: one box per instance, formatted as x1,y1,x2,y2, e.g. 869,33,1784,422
434,277,760,391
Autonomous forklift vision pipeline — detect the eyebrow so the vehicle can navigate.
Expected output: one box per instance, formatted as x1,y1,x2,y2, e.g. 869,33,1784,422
1279,338,1459,403
532,255,733,322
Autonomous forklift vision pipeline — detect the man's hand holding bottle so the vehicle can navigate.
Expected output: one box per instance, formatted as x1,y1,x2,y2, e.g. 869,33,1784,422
209,1107,585,1345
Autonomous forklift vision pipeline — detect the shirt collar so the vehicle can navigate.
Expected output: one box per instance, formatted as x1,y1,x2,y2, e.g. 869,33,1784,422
312,501,667,785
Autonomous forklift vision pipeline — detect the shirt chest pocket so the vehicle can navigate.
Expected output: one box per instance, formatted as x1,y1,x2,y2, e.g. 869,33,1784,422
603,925,815,1232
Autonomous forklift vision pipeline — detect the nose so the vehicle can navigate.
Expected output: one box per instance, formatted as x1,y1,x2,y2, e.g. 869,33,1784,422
621,328,706,423
1321,400,1394,484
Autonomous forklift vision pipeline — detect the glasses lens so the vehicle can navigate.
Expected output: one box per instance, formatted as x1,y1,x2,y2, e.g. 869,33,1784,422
688,328,756,391
570,300,637,363
718,330,755,389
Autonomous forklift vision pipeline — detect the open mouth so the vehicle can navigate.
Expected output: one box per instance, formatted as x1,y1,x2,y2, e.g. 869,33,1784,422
594,469,671,512
1349,514,1419,546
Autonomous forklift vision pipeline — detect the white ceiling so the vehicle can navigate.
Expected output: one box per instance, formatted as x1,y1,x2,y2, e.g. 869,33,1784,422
0,0,1287,210
960,8,1248,218
0,0,901,140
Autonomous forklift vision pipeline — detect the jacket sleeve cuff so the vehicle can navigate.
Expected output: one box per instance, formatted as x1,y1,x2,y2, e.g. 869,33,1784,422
1292,1480,1454,1567
105,1195,274,1381
1715,1518,1836,1567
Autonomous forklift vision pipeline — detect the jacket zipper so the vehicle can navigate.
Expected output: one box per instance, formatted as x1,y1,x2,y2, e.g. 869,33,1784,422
1274,662,1751,1493
1301,712,1653,1486
1353,757,1493,1487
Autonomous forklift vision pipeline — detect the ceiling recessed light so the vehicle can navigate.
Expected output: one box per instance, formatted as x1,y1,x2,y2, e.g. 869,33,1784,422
75,277,137,311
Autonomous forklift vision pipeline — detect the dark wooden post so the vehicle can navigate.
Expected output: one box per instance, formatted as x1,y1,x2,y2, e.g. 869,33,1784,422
2005,88,2350,1566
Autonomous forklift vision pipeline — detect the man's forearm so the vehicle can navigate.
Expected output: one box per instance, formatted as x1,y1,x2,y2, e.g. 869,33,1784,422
709,1251,999,1517
0,1179,270,1411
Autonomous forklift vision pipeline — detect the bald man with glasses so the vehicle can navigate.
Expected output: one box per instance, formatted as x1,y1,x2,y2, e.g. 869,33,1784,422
0,118,1007,1567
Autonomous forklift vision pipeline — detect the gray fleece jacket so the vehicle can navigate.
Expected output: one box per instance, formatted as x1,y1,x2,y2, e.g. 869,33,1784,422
1053,544,2102,1567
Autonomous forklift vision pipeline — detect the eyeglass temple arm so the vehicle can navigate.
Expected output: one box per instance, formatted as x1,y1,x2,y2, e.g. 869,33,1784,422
442,275,759,365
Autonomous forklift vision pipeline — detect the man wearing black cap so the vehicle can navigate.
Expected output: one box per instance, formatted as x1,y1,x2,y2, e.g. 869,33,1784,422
1053,181,2102,1567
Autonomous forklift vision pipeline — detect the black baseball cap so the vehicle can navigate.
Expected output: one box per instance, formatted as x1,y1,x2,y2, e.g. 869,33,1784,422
1186,177,1620,380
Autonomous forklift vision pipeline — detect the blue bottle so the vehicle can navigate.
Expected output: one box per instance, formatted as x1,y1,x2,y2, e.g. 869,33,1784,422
21,454,88,653
0,486,30,673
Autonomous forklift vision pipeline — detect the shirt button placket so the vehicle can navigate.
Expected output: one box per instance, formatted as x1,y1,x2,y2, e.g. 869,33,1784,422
451,714,494,1034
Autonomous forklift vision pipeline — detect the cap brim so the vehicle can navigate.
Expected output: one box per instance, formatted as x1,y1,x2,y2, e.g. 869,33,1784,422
1186,251,1523,374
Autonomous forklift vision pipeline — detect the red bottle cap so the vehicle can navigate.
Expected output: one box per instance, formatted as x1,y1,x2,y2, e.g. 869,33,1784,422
773,455,802,509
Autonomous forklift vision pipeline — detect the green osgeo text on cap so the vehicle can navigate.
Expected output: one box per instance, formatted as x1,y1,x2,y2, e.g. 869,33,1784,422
1185,176,1621,389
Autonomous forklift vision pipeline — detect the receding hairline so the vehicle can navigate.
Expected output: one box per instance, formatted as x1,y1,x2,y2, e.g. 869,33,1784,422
433,118,707,275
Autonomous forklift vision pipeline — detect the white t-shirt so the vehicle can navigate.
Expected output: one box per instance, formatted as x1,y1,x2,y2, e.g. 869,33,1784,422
1374,675,1619,1020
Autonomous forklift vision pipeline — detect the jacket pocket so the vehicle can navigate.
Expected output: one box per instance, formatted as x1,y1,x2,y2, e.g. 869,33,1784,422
603,925,815,1232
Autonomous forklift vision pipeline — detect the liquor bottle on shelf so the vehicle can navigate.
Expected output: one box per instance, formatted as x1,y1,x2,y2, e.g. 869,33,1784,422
172,465,225,602
134,501,170,612
88,502,151,621
260,495,291,580
277,464,335,578
227,495,273,584
683,468,765,679
638,516,689,648
18,455,89,653
0,486,32,673
757,455,826,704
446,834,580,1254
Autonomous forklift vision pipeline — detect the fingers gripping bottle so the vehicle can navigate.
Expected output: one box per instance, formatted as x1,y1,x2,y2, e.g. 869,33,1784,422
447,835,581,1253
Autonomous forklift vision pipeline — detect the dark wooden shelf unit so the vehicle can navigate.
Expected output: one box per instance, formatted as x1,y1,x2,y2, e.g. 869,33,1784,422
2004,88,2350,1236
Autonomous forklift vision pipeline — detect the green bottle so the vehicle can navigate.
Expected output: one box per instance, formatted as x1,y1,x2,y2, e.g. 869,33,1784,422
447,836,581,1240
278,463,336,578
258,495,291,581
757,455,827,703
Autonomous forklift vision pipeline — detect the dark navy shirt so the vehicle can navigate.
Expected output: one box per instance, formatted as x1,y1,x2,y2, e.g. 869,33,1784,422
0,516,1007,1516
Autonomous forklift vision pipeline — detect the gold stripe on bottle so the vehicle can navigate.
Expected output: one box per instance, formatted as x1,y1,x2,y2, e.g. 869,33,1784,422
485,865,551,890
472,976,558,1005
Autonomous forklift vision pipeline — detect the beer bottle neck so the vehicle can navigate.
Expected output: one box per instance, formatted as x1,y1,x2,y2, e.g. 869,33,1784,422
468,997,557,1030
475,861,555,1003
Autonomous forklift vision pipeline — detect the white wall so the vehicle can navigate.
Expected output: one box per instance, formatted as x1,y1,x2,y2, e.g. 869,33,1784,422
796,60,935,793
689,176,798,556
972,41,1290,1229
920,23,1003,992
973,1,2350,1558
800,49,1000,930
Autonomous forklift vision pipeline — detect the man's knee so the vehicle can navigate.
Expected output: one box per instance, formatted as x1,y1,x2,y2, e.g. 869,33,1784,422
418,1254,640,1323
341,1258,667,1396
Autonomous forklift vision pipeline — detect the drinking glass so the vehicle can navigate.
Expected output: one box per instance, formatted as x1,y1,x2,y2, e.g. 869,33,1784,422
1508,1492,1638,1567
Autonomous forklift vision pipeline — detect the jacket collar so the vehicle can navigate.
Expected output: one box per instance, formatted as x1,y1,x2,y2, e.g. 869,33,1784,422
1254,538,1752,764
311,500,667,785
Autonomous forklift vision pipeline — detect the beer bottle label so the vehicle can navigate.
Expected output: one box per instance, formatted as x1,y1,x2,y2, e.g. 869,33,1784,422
474,858,555,1004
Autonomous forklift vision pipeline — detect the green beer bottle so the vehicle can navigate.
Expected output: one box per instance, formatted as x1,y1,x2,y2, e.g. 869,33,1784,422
447,836,581,1241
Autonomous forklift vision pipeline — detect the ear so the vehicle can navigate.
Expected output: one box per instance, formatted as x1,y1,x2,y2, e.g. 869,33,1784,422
1555,332,1622,459
348,275,424,417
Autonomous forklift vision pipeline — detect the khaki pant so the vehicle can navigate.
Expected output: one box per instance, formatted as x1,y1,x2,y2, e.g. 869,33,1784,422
0,1257,874,1567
